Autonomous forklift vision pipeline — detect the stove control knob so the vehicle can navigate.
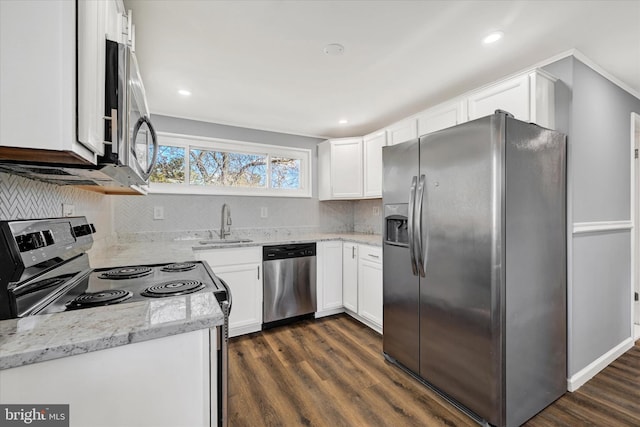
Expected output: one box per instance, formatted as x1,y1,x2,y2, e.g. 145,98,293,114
15,230,55,252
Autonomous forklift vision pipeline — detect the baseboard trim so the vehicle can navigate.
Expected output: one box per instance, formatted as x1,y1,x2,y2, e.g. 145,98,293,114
567,337,634,392
315,307,345,318
344,309,382,334
229,323,262,338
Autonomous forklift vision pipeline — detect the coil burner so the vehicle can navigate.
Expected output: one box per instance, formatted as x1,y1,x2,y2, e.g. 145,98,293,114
66,290,133,309
160,263,197,272
99,267,153,280
141,280,205,298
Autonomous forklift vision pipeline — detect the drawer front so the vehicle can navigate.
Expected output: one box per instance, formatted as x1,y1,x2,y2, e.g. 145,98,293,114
358,244,382,263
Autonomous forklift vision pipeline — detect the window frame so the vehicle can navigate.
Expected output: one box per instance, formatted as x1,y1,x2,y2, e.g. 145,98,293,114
148,132,312,198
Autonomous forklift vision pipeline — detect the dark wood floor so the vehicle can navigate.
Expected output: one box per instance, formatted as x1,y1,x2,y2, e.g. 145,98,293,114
228,314,640,426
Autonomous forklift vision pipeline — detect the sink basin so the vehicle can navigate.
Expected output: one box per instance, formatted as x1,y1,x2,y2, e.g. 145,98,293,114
198,239,253,245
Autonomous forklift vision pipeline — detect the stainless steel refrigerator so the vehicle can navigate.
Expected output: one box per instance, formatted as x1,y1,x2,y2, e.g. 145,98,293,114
382,112,567,427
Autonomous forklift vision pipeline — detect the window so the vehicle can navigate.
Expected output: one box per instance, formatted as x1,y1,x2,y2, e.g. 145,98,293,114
149,133,311,197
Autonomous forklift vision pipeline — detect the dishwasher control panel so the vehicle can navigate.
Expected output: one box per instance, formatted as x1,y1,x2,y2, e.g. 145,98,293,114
263,243,316,260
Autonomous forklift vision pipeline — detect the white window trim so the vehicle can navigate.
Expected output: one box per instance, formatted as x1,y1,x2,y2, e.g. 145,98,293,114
148,132,312,198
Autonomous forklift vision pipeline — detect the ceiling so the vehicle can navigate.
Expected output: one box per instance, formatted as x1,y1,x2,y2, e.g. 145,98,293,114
125,0,640,139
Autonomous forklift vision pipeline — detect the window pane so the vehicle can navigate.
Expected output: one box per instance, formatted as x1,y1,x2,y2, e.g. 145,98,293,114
189,149,267,187
270,157,301,189
150,145,185,183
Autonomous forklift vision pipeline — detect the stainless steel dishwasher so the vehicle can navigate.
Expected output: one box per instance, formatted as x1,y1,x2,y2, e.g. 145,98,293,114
263,243,316,326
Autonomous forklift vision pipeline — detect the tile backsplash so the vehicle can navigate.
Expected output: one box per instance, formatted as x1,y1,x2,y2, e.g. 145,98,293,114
1,172,382,246
0,172,114,240
112,194,365,241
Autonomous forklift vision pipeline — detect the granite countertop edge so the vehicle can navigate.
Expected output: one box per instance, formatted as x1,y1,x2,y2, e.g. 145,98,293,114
0,294,224,371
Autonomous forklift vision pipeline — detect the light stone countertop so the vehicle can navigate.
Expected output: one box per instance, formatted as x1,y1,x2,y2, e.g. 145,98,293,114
0,292,224,370
1,232,380,370
90,232,382,268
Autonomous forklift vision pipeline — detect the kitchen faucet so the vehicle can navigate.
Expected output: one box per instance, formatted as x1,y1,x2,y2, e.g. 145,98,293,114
220,203,232,239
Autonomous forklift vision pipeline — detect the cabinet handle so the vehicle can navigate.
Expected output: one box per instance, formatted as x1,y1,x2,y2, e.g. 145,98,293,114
368,254,380,259
352,246,355,259
257,266,260,280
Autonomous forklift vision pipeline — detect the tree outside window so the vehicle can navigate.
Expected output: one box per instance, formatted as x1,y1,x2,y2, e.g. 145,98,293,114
148,134,309,197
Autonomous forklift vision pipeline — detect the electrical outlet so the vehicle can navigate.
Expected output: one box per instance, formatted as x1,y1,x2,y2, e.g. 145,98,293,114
153,206,164,220
260,207,268,218
372,206,380,216
62,203,75,217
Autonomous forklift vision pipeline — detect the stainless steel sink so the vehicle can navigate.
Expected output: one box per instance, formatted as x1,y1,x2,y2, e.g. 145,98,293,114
198,239,253,245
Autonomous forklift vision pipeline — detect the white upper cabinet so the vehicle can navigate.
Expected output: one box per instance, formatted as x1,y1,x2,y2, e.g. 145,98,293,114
318,137,363,200
417,100,467,136
0,0,121,163
362,130,387,198
386,118,418,146
467,70,556,128
318,68,555,201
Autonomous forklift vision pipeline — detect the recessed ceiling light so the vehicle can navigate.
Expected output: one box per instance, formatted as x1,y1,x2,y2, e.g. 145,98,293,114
178,89,191,96
482,31,504,45
338,119,348,124
324,43,345,56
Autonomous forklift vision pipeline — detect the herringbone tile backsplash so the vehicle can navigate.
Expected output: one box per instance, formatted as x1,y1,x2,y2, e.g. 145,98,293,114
0,173,113,236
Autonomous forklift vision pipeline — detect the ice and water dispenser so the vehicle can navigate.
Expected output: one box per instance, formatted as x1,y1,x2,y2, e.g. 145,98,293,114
384,204,409,246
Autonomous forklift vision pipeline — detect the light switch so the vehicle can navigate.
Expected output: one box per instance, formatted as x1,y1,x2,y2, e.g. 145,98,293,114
260,207,268,218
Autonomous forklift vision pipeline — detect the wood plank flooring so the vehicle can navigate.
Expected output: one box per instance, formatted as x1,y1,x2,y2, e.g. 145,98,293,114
228,314,640,426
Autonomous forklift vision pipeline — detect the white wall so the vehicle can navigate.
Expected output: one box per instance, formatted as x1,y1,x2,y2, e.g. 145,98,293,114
543,56,640,387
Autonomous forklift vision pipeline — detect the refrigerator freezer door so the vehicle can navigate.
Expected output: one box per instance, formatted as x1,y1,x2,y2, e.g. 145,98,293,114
418,115,504,424
382,139,421,373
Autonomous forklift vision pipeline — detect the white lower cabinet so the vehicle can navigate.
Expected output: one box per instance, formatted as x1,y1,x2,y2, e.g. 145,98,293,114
316,240,344,317
342,242,359,313
357,245,383,332
341,242,383,333
0,329,216,427
195,247,262,337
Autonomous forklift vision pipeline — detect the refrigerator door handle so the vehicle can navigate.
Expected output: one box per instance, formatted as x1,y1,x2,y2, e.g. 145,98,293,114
408,176,419,276
416,174,427,277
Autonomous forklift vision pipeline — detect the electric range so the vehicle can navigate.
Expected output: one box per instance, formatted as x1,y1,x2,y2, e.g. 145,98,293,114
0,216,231,427
0,217,230,320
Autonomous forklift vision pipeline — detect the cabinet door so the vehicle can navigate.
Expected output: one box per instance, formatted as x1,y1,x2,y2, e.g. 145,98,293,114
363,131,387,198
77,0,108,156
358,258,383,328
387,118,418,146
213,263,262,337
0,330,213,427
194,247,263,337
316,241,343,315
342,243,359,312
331,138,363,198
467,74,530,122
417,100,466,136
